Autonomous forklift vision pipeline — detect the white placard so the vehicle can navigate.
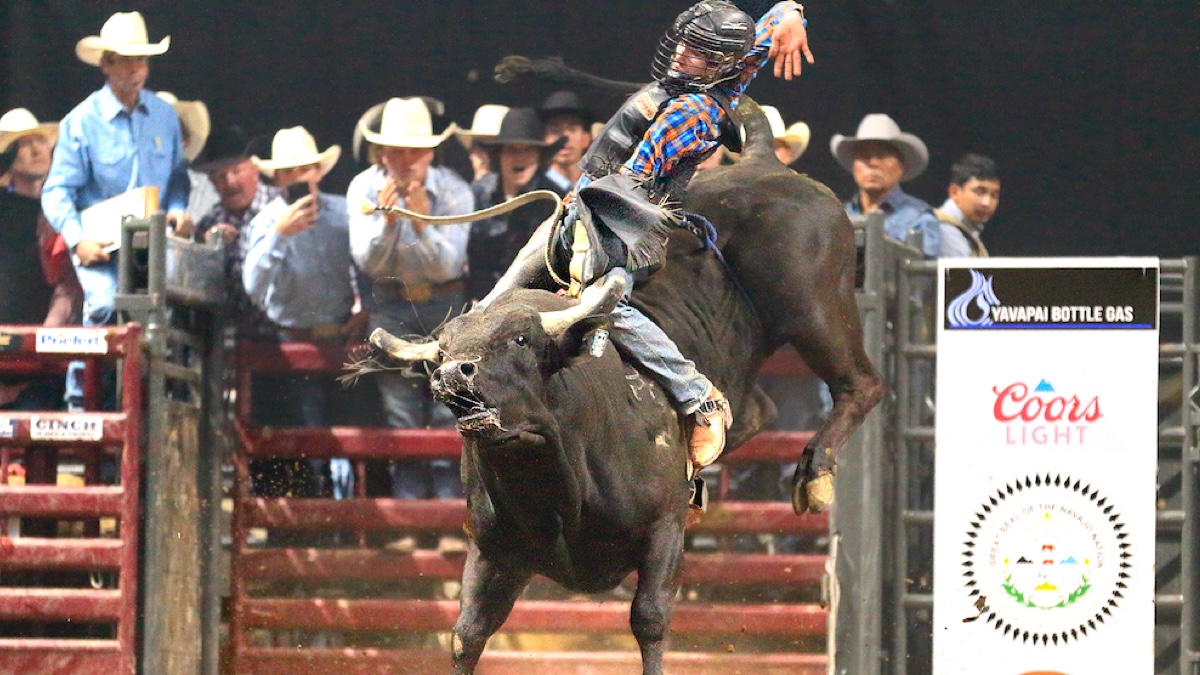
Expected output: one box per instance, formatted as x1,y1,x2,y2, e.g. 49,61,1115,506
933,258,1159,675
35,328,109,355
30,415,104,442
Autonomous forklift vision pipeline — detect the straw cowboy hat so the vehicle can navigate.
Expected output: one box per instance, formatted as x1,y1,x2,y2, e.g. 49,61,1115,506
760,105,810,164
251,126,340,178
456,104,511,148
0,108,59,154
156,92,209,162
352,96,447,164
76,11,170,67
359,97,458,149
830,113,929,181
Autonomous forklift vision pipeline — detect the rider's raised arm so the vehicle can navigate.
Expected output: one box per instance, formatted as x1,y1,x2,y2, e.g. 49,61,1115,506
733,1,809,90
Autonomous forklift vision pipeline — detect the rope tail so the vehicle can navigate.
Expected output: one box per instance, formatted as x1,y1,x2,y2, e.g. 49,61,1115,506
494,55,645,95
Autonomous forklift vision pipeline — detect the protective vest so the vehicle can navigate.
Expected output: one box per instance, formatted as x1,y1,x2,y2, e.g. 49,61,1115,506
579,83,742,202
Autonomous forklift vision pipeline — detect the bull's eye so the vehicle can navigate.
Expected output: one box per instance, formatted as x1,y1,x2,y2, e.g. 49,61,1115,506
512,335,528,347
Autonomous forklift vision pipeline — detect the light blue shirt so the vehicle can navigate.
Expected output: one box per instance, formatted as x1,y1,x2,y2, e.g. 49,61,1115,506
347,164,473,287
42,85,190,250
242,193,356,328
845,185,942,258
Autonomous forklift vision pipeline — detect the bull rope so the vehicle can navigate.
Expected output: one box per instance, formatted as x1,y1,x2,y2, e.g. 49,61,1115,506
360,188,571,288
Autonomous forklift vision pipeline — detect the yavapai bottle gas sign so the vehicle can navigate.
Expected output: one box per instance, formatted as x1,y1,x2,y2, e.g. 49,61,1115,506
933,259,1158,675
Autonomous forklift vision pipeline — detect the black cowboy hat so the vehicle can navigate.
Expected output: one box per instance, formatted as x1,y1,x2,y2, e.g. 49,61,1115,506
192,125,257,173
538,90,596,125
477,108,562,149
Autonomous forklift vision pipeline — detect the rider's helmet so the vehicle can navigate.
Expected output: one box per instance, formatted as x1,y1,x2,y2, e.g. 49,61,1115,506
651,1,756,92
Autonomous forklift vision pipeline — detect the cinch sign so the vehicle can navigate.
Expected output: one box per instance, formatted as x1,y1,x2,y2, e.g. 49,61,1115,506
933,258,1157,675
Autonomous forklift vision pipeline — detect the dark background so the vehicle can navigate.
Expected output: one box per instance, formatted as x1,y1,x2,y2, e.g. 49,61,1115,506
3,1,1197,257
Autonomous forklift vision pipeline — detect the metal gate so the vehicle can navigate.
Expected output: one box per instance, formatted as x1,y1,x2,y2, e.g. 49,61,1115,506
851,247,1200,674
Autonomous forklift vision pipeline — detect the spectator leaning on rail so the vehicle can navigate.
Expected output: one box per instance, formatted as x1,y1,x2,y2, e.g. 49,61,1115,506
466,108,567,303
242,126,366,501
41,11,190,410
831,113,940,258
347,97,474,532
0,109,82,410
936,153,1000,258
156,91,218,229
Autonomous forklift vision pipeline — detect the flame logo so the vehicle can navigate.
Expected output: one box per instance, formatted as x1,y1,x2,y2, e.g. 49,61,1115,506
947,270,1000,327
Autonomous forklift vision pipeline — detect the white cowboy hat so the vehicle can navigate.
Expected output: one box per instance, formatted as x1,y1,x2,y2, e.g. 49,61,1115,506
156,92,209,162
830,113,929,181
761,105,810,164
251,126,341,178
76,12,170,67
456,104,511,149
0,108,59,154
359,97,458,149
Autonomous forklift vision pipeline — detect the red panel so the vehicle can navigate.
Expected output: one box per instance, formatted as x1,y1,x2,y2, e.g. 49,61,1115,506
0,486,124,518
725,431,815,463
0,589,120,622
0,538,123,572
238,341,347,373
0,639,121,675
757,345,813,377
241,599,827,637
239,499,826,535
0,412,127,446
241,426,461,460
237,648,827,675
240,549,825,586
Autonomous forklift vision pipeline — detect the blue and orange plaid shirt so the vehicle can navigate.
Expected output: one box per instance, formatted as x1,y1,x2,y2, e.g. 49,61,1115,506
616,1,803,183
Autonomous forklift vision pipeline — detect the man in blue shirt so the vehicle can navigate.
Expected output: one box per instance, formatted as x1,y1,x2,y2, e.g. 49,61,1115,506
831,113,941,258
42,11,190,408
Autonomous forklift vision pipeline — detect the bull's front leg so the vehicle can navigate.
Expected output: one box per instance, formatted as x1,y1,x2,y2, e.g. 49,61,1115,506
631,515,686,675
450,545,530,675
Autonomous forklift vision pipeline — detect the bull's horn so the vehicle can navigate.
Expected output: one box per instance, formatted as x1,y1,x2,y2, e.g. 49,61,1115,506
538,272,627,339
368,328,441,363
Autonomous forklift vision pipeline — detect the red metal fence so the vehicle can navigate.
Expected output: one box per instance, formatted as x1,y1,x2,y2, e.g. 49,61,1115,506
0,325,144,675
225,341,828,674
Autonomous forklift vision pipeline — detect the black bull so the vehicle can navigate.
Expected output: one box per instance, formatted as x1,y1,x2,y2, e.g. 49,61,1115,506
359,99,882,674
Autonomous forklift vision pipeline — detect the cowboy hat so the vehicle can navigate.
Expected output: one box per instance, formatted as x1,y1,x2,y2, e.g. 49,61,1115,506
830,113,929,181
156,92,210,162
359,97,458,149
538,90,596,125
477,108,561,149
760,105,810,164
76,12,170,67
192,125,259,173
456,104,511,148
353,97,447,164
0,108,59,154
251,126,340,178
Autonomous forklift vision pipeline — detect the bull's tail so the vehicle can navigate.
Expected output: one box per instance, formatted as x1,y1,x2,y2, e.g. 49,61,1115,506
494,56,645,95
733,96,777,161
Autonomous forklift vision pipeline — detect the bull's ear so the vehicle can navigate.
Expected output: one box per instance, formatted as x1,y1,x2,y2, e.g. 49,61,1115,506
538,273,627,341
368,328,442,363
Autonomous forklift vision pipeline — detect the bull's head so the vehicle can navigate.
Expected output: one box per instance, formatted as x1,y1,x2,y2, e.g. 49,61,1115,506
367,275,627,442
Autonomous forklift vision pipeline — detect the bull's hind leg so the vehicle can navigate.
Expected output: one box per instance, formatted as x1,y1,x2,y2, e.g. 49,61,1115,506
450,547,530,675
631,516,687,675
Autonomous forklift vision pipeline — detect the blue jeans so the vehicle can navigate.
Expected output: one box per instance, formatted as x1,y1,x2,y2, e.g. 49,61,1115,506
250,373,332,498
371,295,465,500
66,258,119,409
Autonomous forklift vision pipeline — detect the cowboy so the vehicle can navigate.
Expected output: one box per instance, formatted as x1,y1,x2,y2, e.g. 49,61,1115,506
41,11,190,409
242,126,364,502
537,91,596,192
157,91,217,228
761,104,810,166
831,113,941,258
467,108,567,302
347,97,474,524
936,153,1000,258
480,0,812,478
192,126,281,338
457,104,511,182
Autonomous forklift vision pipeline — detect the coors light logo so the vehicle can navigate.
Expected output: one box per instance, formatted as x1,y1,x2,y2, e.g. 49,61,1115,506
993,379,1101,446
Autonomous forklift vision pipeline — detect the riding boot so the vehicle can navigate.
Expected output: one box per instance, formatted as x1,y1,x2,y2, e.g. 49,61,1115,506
688,385,732,476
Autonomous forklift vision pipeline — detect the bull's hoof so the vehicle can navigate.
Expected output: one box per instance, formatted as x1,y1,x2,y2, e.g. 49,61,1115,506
792,473,835,515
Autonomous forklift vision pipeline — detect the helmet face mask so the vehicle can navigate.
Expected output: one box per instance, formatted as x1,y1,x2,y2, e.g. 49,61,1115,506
652,1,755,92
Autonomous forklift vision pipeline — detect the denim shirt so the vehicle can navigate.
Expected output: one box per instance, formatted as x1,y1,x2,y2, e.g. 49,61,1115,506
845,185,942,258
242,193,356,328
42,85,190,250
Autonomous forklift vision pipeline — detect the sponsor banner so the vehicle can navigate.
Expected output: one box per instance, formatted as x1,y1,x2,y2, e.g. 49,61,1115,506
29,415,104,442
933,258,1158,675
34,328,109,355
0,418,14,439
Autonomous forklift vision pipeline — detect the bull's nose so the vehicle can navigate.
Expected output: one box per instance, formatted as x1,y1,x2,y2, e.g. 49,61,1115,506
433,360,477,390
